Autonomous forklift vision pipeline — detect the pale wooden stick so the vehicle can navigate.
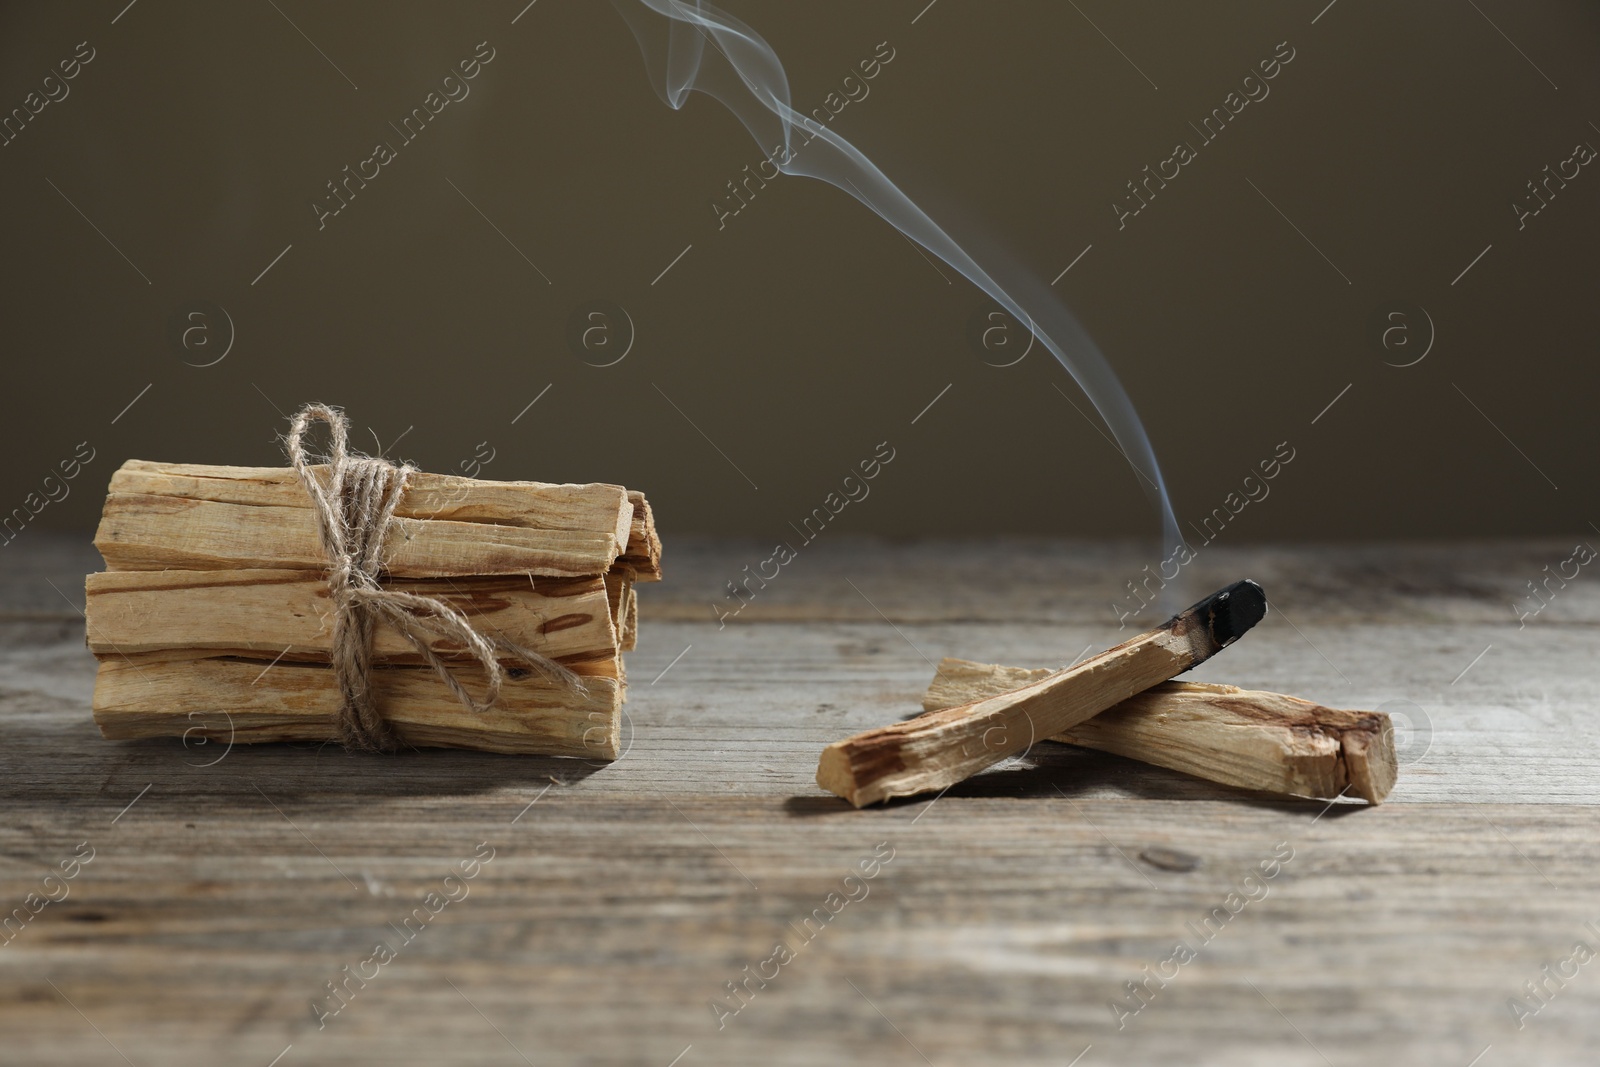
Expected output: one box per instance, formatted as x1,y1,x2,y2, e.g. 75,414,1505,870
91,655,622,758
816,581,1268,807
85,570,620,669
925,659,1396,803
96,494,624,578
617,491,662,582
111,460,635,547
95,461,660,579
605,572,638,652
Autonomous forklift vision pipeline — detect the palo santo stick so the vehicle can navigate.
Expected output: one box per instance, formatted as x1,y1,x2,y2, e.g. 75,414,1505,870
110,460,635,548
617,490,662,581
924,660,1396,803
94,643,624,681
95,493,624,578
91,655,622,758
85,570,619,669
622,585,638,651
95,460,659,579
605,572,638,652
816,580,1268,807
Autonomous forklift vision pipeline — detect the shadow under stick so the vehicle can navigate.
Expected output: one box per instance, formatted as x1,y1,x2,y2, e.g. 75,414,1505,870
815,580,1268,807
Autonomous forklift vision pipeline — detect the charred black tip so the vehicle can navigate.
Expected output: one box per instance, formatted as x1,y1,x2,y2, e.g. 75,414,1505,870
1198,579,1267,647
1167,579,1267,651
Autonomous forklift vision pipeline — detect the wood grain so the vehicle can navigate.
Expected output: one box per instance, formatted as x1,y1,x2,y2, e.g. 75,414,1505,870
3,537,1597,1065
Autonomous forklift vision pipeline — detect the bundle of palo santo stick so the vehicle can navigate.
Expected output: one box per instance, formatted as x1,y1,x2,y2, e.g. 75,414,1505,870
85,412,660,758
817,581,1397,806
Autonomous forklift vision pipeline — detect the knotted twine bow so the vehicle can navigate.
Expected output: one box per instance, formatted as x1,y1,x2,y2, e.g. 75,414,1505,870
287,403,584,752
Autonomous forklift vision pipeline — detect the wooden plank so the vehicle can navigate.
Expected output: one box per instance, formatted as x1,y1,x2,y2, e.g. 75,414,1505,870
84,569,619,667
4,537,1600,1064
90,655,620,757
636,536,1600,626
94,492,623,577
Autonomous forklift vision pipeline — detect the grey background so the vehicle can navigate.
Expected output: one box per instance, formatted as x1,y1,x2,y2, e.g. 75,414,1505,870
2,0,1596,547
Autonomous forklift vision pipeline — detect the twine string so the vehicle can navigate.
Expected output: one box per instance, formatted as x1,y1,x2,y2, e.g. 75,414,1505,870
286,403,584,751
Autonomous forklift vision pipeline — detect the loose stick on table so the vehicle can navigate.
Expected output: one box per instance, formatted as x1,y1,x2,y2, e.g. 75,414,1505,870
924,659,1396,803
816,580,1269,807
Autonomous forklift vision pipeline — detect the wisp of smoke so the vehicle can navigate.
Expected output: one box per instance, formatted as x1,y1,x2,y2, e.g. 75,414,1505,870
614,0,1180,559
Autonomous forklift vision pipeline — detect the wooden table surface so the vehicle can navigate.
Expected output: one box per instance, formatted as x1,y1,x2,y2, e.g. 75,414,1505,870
3,535,1597,1065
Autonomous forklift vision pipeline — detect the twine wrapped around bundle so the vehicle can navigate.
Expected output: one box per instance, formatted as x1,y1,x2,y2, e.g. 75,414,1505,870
286,403,584,752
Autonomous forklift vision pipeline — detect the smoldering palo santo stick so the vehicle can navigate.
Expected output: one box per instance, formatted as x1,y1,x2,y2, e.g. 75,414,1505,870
815,580,1269,807
924,661,1396,804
